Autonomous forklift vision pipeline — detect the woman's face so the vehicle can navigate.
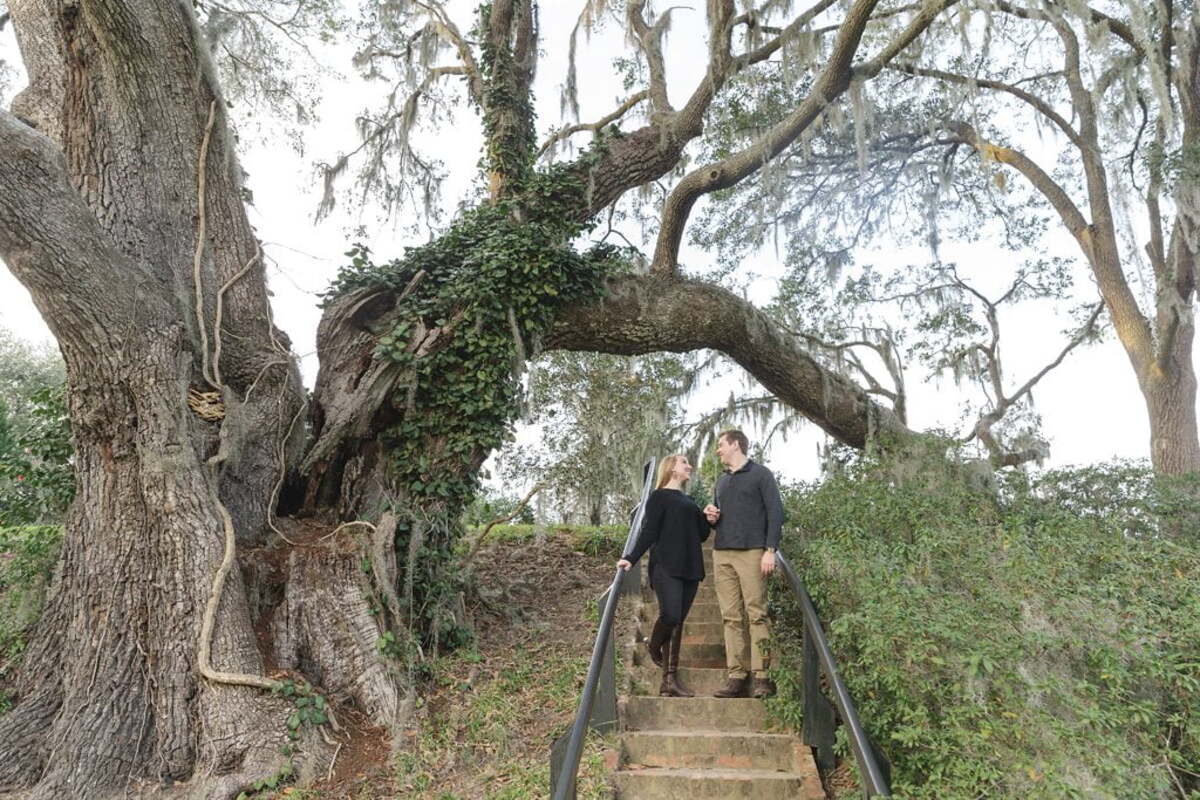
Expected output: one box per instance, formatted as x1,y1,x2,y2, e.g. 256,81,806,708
671,456,693,484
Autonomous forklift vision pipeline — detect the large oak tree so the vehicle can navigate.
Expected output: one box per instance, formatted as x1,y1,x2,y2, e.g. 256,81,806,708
0,1,958,796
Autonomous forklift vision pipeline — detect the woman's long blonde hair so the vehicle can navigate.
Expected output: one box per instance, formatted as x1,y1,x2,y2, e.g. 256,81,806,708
655,454,687,489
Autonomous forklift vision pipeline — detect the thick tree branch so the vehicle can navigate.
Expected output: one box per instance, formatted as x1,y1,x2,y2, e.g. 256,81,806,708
0,111,148,346
953,120,1150,367
952,123,1091,249
549,276,913,450
626,0,675,115
650,0,956,275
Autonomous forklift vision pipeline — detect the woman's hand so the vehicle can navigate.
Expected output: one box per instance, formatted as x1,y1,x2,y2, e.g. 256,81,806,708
617,559,633,571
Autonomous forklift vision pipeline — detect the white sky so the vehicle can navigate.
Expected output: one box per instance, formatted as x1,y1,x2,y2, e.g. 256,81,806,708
0,3,1170,484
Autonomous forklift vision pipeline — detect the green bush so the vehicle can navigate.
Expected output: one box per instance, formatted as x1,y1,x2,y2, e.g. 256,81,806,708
0,525,63,714
465,524,628,557
769,457,1200,799
0,385,73,526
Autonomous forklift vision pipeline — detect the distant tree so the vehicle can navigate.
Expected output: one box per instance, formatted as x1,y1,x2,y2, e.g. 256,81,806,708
0,386,72,526
0,329,64,438
505,351,694,525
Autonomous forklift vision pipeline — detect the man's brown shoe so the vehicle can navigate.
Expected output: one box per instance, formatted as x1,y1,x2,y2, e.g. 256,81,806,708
713,676,749,698
751,677,776,699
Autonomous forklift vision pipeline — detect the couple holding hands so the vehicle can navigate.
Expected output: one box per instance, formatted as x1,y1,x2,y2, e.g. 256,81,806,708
617,429,785,700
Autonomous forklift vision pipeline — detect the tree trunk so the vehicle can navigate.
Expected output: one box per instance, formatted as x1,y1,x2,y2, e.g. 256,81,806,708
0,2,408,797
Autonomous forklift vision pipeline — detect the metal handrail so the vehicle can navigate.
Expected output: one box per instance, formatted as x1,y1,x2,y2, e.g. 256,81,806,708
776,551,891,797
550,458,656,800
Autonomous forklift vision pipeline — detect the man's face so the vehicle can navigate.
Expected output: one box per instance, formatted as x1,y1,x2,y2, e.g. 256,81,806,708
716,435,740,467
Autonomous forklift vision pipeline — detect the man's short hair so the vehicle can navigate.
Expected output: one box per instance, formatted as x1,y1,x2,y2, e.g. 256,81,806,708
718,429,749,455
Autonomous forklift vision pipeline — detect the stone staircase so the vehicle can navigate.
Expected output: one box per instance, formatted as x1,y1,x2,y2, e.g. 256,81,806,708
610,547,824,799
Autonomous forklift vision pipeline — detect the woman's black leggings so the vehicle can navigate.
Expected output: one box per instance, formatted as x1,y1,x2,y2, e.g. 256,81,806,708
651,566,699,629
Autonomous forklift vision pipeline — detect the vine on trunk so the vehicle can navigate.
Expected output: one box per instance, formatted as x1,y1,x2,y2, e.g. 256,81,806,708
324,138,627,646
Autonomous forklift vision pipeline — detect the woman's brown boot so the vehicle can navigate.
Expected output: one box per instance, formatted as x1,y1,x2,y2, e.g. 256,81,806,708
664,624,694,697
645,618,670,667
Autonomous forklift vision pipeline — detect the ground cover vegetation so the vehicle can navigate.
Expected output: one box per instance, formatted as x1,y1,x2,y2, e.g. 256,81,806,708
768,453,1200,798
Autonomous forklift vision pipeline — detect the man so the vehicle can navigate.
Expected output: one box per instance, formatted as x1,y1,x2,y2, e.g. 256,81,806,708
703,429,784,699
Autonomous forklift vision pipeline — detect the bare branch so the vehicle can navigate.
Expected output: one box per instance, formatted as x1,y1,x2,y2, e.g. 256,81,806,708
464,482,543,565
536,90,649,159
969,301,1104,466
316,66,464,220
891,63,1083,148
626,1,677,114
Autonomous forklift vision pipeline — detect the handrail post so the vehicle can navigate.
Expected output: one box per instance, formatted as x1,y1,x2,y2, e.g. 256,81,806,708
777,553,891,797
802,621,836,772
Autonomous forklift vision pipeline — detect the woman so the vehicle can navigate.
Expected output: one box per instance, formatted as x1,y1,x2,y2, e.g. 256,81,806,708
618,454,711,697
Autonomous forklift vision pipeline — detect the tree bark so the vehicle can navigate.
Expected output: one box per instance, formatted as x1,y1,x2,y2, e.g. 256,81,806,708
550,276,913,449
0,2,388,797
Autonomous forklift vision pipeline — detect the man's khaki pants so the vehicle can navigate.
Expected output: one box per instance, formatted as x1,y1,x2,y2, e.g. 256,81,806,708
713,548,770,680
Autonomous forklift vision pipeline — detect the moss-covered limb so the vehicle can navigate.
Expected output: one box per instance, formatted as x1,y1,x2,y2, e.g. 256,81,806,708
476,1,538,202
548,275,913,451
307,154,635,643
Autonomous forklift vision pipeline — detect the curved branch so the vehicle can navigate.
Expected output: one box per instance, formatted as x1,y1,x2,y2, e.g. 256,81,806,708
536,90,649,159
548,276,913,450
992,0,1143,57
650,0,957,275
0,111,146,343
891,63,1084,148
952,122,1091,247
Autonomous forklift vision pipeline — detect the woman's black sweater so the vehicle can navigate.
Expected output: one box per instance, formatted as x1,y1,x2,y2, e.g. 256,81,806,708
622,488,711,581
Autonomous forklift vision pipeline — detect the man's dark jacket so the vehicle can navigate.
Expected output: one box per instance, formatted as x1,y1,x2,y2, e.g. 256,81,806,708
713,459,784,550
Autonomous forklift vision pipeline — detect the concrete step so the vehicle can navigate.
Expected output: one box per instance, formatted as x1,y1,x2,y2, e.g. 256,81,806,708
633,624,724,647
639,600,722,623
631,666,729,696
629,641,726,671
611,767,818,799
622,697,767,732
622,731,806,771
677,641,726,668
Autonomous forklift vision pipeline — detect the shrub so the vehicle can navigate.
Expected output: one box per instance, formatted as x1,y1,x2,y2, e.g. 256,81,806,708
0,525,63,714
0,385,73,526
769,457,1200,798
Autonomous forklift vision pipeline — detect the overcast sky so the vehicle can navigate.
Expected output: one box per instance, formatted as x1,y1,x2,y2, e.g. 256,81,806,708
0,2,1167,483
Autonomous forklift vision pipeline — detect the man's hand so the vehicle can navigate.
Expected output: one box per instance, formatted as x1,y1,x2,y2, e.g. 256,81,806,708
617,559,632,571
760,550,776,577
703,504,720,525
